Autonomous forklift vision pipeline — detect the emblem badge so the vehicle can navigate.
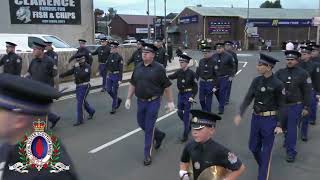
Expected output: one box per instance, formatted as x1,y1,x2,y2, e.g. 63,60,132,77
9,120,70,174
6,59,9,62
282,88,286,95
288,76,291,80
205,64,208,67
307,77,312,84
214,65,218,70
317,68,320,73
261,87,266,92
218,60,221,63
85,68,89,72
111,60,114,63
181,79,185,83
17,59,21,63
228,152,238,164
194,162,201,170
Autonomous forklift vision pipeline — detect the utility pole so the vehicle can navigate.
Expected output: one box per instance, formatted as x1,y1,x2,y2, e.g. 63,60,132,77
147,0,150,41
244,0,250,50
154,0,156,40
164,0,167,45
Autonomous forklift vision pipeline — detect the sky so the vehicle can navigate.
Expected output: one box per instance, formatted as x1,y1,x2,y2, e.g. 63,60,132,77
94,0,320,15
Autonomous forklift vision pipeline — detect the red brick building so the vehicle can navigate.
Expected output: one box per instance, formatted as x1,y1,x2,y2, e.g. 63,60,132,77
170,6,319,49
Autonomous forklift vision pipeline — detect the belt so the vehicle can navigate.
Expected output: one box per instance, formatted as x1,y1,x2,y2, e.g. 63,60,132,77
200,78,213,82
110,71,120,74
286,101,302,106
76,82,90,86
181,88,193,93
139,96,159,102
255,111,277,116
99,62,106,64
218,75,229,78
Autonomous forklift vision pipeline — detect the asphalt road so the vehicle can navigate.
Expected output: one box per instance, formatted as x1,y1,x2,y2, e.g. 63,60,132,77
48,51,320,180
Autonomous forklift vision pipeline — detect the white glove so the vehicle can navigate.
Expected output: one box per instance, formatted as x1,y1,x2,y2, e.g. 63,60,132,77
316,95,320,100
188,97,195,103
167,102,175,112
95,72,100,76
229,76,233,81
125,99,131,110
179,170,189,180
75,62,80,67
212,87,217,93
118,81,122,85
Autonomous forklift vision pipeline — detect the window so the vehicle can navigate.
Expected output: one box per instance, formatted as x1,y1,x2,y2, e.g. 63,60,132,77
43,36,71,48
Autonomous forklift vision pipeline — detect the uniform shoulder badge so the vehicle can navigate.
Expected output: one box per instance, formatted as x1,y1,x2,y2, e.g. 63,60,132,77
85,68,89,72
307,77,312,84
227,152,238,164
9,120,70,174
194,161,201,170
282,88,286,95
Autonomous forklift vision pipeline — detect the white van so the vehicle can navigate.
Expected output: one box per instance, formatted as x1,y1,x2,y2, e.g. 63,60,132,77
0,33,77,54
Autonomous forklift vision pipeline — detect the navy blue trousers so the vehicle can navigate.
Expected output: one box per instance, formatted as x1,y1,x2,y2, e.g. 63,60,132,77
217,76,229,113
199,81,214,112
137,98,164,158
99,64,107,90
226,78,233,103
281,104,303,157
106,74,120,109
76,84,95,123
249,114,277,180
177,92,192,137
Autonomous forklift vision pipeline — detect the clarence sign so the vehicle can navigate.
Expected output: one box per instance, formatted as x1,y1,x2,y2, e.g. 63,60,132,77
9,0,81,24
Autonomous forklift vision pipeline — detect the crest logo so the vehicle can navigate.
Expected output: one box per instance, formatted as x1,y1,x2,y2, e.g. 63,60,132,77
16,6,31,23
9,120,70,174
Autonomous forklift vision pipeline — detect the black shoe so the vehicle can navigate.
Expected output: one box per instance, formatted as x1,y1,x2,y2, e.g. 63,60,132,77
225,101,229,105
301,135,308,142
116,98,122,109
218,111,224,115
73,121,83,126
286,155,295,163
50,117,60,129
179,136,188,143
110,109,116,114
88,111,95,120
310,121,316,125
154,133,166,150
100,89,106,92
143,156,152,166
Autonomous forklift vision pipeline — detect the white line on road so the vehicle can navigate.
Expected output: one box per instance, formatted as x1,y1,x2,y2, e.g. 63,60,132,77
236,69,242,75
88,109,178,154
240,61,248,67
56,82,130,101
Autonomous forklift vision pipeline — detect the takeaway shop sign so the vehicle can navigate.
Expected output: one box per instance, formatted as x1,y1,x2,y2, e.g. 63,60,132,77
9,0,81,24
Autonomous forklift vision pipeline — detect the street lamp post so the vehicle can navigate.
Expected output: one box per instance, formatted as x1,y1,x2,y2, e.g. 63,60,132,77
147,0,151,41
164,0,167,46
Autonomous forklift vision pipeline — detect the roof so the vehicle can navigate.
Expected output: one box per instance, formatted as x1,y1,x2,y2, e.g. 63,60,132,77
118,14,156,25
184,6,320,19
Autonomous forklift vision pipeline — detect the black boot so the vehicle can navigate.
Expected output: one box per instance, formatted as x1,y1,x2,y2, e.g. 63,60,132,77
154,132,166,149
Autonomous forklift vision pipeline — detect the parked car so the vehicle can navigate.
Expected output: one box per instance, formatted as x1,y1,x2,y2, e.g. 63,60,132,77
0,33,77,54
85,45,100,52
120,39,137,47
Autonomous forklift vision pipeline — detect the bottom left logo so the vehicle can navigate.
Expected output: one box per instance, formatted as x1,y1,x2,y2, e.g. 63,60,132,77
9,120,70,174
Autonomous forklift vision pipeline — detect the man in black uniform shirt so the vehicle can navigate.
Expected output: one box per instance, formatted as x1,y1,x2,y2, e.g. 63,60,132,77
211,43,235,114
180,109,245,180
234,53,284,180
0,74,78,180
196,45,217,113
127,39,144,67
154,38,167,68
0,42,22,76
224,41,238,105
106,41,123,114
310,44,320,63
168,53,198,142
309,45,320,125
26,42,60,129
60,55,95,126
91,37,111,92
44,41,58,66
275,50,311,162
69,39,93,66
125,43,174,166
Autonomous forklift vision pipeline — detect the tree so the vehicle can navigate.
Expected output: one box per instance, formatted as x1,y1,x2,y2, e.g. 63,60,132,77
94,8,104,33
260,0,282,8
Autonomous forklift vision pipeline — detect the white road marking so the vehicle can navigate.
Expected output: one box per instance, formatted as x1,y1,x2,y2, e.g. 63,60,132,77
236,69,242,75
88,109,178,154
238,61,248,67
56,82,130,101
237,53,253,57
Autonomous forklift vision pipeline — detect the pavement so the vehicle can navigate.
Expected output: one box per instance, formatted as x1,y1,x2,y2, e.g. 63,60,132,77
8,50,320,179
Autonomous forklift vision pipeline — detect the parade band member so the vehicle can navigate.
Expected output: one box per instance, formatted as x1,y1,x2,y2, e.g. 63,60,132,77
60,54,95,126
105,41,123,114
127,39,144,67
234,53,284,180
91,37,111,92
0,74,78,179
154,38,167,68
26,42,60,129
168,54,198,142
0,42,22,76
196,45,217,113
180,109,245,180
211,43,235,114
224,41,238,105
125,43,175,166
309,45,320,125
69,39,93,66
275,50,311,162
